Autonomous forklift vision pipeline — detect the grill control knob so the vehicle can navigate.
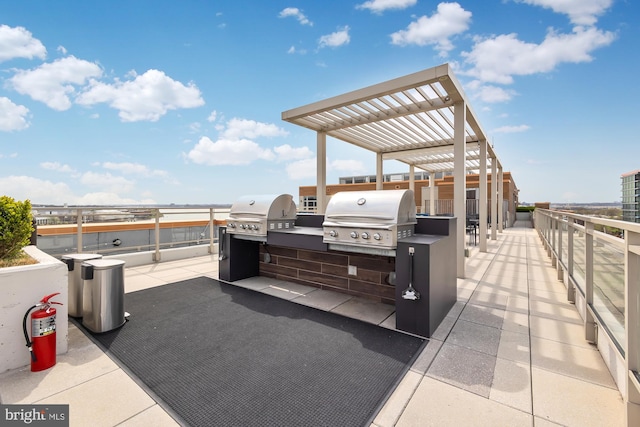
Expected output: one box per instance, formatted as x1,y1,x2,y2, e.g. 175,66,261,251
361,232,370,239
249,225,256,230
254,224,259,230
373,233,382,240
350,231,359,239
329,230,338,237
228,223,235,228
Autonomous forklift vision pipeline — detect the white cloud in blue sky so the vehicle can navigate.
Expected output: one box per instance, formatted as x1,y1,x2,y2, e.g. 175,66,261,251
76,69,204,122
0,24,46,61
278,7,313,26
0,97,29,131
390,2,471,56
0,0,635,204
318,26,351,48
356,0,417,14
515,0,613,26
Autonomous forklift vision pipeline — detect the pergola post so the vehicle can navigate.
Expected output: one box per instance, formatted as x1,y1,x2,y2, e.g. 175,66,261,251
430,172,436,215
498,166,504,232
376,153,383,190
479,140,488,252
491,157,498,240
316,131,327,214
409,164,415,193
454,101,466,278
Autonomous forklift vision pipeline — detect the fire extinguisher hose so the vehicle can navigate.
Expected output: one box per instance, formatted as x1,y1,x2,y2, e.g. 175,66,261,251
22,304,39,362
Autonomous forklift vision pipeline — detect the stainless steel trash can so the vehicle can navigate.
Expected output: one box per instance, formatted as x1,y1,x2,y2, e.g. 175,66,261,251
61,253,103,317
80,259,126,333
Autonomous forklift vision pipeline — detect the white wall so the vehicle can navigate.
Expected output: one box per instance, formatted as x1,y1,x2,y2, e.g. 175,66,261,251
0,246,68,373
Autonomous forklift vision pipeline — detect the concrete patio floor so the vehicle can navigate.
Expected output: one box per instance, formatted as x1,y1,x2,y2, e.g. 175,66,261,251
0,222,625,426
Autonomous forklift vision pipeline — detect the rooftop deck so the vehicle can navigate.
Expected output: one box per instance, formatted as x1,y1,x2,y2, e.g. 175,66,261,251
0,221,624,426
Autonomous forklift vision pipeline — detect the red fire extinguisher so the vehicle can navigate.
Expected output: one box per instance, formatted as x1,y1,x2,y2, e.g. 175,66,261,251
22,293,63,372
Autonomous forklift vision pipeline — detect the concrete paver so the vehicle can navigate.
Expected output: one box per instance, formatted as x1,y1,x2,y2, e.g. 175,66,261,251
0,225,625,426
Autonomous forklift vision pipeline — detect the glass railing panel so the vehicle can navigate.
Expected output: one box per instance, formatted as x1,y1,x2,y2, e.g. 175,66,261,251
572,227,586,292
592,234,625,348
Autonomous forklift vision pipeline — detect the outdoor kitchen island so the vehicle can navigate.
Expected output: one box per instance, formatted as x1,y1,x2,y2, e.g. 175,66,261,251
219,192,457,338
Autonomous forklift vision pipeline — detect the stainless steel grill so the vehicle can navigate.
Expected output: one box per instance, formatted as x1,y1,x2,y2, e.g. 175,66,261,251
323,189,416,253
226,194,297,241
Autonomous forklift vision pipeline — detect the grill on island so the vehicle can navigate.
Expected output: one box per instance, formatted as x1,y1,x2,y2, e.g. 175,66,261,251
322,189,416,253
226,194,297,241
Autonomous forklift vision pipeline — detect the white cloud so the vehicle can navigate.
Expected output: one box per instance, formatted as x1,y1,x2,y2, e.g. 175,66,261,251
207,110,217,122
76,69,204,122
278,7,313,26
40,162,76,173
390,2,471,56
100,162,167,177
356,0,417,14
273,144,314,161
74,192,156,205
8,56,103,111
0,175,74,204
515,0,612,26
0,175,155,204
286,158,317,179
319,26,351,48
493,125,531,133
330,159,366,174
221,118,288,140
0,25,46,62
0,152,18,159
287,46,307,55
186,136,275,166
462,26,615,84
285,157,366,180
0,97,30,131
472,84,517,103
80,171,135,193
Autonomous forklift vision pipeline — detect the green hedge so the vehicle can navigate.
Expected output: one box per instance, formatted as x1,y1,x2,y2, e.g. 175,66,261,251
0,196,34,260
516,206,536,213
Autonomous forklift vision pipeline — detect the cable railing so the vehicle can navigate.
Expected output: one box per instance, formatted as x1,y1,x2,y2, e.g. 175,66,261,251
535,208,640,422
32,206,231,261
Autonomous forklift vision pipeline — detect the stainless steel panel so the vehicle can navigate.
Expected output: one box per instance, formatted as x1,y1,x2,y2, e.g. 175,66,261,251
227,194,297,237
323,189,416,249
61,253,103,317
81,259,126,333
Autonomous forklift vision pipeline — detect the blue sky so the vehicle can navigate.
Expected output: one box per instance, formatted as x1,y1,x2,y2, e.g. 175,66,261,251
0,0,637,205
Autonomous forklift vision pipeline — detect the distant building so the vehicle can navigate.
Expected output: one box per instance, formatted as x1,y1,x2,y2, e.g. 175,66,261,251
299,171,519,226
622,169,640,223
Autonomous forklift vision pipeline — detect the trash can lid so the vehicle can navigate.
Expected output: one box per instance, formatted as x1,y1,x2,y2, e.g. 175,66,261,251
61,253,103,261
82,259,125,269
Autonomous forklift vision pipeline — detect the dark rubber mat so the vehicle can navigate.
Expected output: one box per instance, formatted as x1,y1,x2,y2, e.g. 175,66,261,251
77,277,425,427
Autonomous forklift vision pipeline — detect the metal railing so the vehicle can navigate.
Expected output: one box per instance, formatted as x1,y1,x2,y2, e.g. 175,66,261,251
33,206,231,261
535,208,640,424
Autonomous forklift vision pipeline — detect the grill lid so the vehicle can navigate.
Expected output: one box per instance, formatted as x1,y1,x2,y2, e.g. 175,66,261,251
323,189,416,229
229,194,297,220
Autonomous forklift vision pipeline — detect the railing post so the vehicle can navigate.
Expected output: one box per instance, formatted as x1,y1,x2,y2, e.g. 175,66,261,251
557,215,563,280
625,229,640,426
567,218,575,303
209,208,214,255
76,208,83,253
153,209,161,262
551,214,557,267
585,222,596,343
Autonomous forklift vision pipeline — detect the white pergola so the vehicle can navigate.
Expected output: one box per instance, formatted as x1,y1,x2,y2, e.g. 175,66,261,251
282,63,504,278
